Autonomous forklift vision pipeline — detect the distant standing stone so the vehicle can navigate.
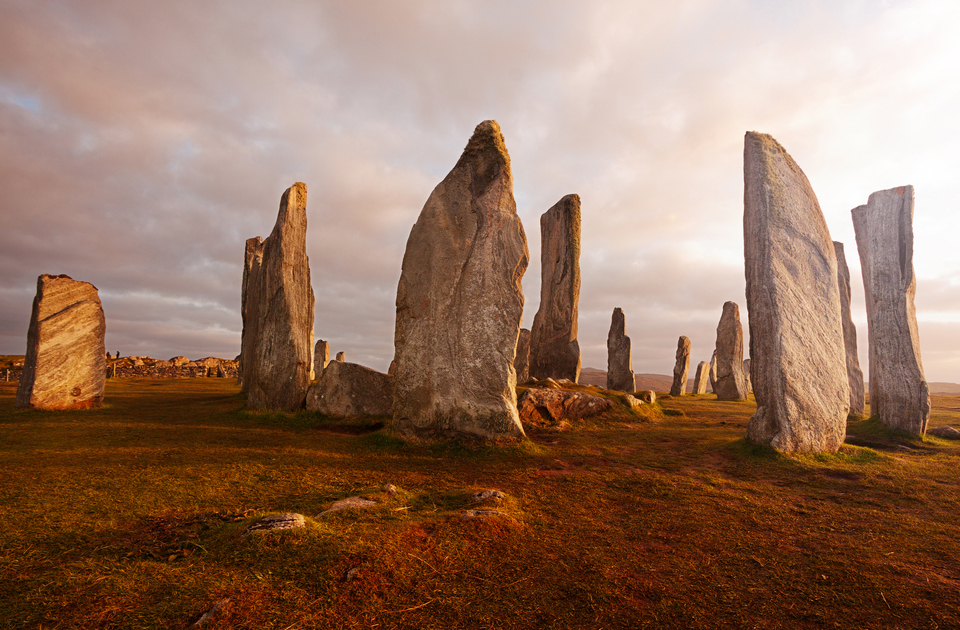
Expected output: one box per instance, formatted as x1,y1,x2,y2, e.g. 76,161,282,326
514,328,531,384
713,302,748,401
606,307,634,392
239,236,263,391
335,351,345,363
314,339,330,377
670,336,691,396
392,120,529,439
834,241,865,416
16,274,106,410
305,361,393,417
852,186,930,434
708,350,717,393
743,131,849,452
693,361,710,394
529,194,582,383
743,358,752,394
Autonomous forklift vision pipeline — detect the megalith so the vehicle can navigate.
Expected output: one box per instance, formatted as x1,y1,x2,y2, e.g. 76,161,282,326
529,194,581,383
669,336,691,396
16,274,106,410
834,241,866,416
392,120,529,439
514,328,531,384
693,361,710,394
852,186,930,434
708,350,717,393
743,358,752,393
314,339,330,377
743,131,849,452
239,236,263,391
714,302,748,401
306,361,393,418
606,307,634,392
335,351,345,363
244,183,315,411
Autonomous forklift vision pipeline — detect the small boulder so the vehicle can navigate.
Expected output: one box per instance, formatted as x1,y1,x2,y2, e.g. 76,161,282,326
318,497,379,517
518,387,613,427
928,426,960,440
242,513,305,537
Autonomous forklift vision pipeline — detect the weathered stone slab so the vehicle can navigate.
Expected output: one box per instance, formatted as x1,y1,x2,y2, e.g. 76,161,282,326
239,237,263,391
242,513,305,537
530,194,581,383
693,361,710,394
743,131,849,452
606,308,634,392
244,184,315,411
305,361,393,417
314,339,330,377
392,120,529,439
852,186,930,434
714,302,748,401
517,387,613,427
834,241,865,416
16,274,106,410
669,336,691,396
514,328,531,384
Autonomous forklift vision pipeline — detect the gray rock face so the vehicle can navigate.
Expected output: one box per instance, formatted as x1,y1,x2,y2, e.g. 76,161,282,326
834,241,865,416
669,336,691,396
606,308,634,392
239,236,263,391
529,194,581,383
693,361,710,394
743,131,849,452
714,302,749,401
16,274,106,410
743,359,752,393
314,339,330,377
852,186,930,434
708,350,718,393
244,183,315,411
392,120,529,439
305,361,393,417
514,328,531,384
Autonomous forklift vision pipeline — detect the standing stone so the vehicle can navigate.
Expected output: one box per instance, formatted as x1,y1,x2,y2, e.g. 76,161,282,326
852,186,930,434
714,302,748,401
693,361,710,394
335,352,345,363
306,361,393,417
742,358,752,393
708,350,717,393
606,308,634,392
743,131,849,452
514,328,531,384
834,241,866,416
16,274,106,410
529,194,581,383
314,339,330,376
669,336,691,396
392,120,529,439
239,236,263,391
244,183,315,411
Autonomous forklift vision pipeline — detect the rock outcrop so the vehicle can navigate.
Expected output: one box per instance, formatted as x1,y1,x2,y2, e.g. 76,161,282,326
517,387,613,428
693,361,710,394
714,302,748,401
669,336,691,396
514,328,531,384
852,186,930,434
244,183,315,411
529,194,581,383
305,361,393,417
743,131,849,452
606,308,634,392
314,339,330,378
392,120,529,439
834,241,866,416
16,274,107,410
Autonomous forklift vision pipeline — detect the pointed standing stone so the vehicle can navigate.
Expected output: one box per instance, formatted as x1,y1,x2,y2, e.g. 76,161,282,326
606,307,634,392
314,339,330,377
16,274,106,410
708,350,717,393
852,186,929,434
693,361,710,394
714,302,748,401
529,194,581,383
743,131,849,452
245,183,315,411
239,236,263,391
669,336,691,396
392,120,529,439
833,241,866,416
514,328,531,384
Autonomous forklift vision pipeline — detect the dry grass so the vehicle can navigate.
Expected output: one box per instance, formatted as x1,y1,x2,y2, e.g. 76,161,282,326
1,380,959,629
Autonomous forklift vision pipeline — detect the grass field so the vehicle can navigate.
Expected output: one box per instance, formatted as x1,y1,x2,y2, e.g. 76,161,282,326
1,379,959,629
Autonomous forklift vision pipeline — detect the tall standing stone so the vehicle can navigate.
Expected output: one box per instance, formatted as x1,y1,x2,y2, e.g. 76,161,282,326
606,307,634,392
245,183,315,411
693,361,710,394
314,339,330,377
708,350,717,393
514,328,531,384
834,241,866,416
669,336,691,396
743,131,849,452
16,274,106,410
529,194,581,383
852,186,929,434
714,302,748,400
392,120,529,439
239,236,263,390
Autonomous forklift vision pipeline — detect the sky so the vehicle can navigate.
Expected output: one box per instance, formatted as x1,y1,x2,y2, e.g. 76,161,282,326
2,0,959,382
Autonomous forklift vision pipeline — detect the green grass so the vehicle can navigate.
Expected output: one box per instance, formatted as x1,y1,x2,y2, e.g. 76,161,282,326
1,380,959,628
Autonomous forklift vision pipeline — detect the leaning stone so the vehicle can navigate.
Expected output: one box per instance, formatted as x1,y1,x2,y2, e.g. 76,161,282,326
517,387,613,427
529,194,582,383
314,339,330,377
514,328,531,384
713,302,748,400
305,361,393,417
242,513,305,537
928,426,960,440
16,275,106,410
392,121,528,440
834,241,865,416
669,336,691,396
318,497,379,517
693,361,710,394
852,186,930,434
743,131,849,452
606,307,635,392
